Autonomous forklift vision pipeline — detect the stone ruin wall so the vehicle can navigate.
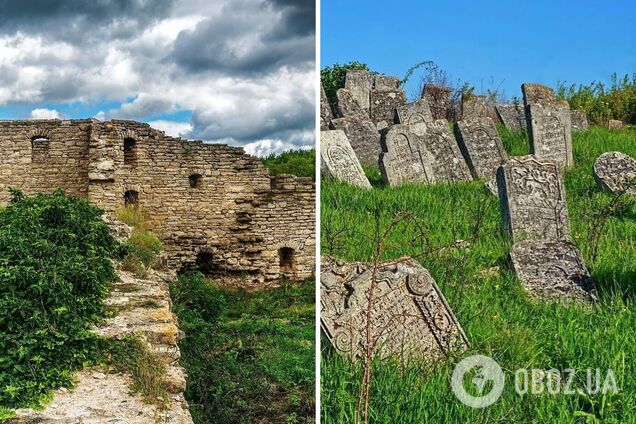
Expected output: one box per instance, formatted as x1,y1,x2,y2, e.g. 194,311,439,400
0,119,315,288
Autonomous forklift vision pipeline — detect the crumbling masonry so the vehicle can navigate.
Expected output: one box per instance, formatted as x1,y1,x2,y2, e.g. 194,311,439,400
0,119,315,287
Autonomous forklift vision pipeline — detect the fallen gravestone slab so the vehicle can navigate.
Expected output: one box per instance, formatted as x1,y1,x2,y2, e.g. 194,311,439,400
570,109,589,132
455,117,508,183
345,69,373,110
421,120,472,182
320,256,468,363
527,102,573,168
380,124,435,186
461,94,488,119
336,88,364,117
608,119,624,130
320,130,371,189
510,240,598,303
331,115,382,166
497,155,570,242
495,103,526,131
593,151,636,195
320,84,333,130
396,99,434,136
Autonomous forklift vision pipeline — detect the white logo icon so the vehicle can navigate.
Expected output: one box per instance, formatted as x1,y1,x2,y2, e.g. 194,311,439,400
452,355,505,408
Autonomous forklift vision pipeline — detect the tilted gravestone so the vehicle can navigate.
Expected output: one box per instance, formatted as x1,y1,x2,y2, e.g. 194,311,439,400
527,102,573,168
495,103,526,131
510,240,598,303
345,69,373,110
461,94,488,119
421,120,472,182
497,155,570,242
608,119,624,130
374,74,400,90
336,88,364,117
522,83,556,107
379,124,435,186
396,99,434,136
369,88,406,130
320,130,371,189
422,84,452,120
570,109,589,132
594,151,636,195
321,256,469,363
455,117,508,183
320,84,333,130
331,116,382,166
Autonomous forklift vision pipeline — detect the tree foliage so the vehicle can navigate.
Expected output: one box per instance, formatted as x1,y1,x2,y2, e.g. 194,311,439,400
262,148,315,180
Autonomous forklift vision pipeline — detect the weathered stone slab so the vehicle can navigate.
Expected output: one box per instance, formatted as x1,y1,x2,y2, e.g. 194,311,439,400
320,84,333,130
510,240,597,303
345,69,373,110
331,116,382,166
593,151,636,195
336,88,364,117
369,89,406,130
320,130,371,189
461,94,488,119
421,120,472,182
379,124,435,186
608,119,624,130
375,74,400,91
522,83,556,107
570,109,589,132
396,99,434,136
422,84,452,120
320,256,468,362
455,117,508,181
527,102,573,168
495,103,527,130
497,155,570,242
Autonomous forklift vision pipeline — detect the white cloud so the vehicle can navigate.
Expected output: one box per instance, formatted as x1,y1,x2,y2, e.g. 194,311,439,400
147,120,193,137
29,108,62,119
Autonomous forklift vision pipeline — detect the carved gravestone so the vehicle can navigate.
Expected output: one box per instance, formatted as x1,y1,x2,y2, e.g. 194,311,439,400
335,88,364,117
380,124,435,186
331,116,382,166
396,99,434,136
421,120,472,182
527,102,573,168
345,69,373,110
455,117,508,184
570,109,589,132
495,104,526,130
497,155,570,242
594,151,636,195
461,94,488,119
369,88,406,130
321,256,469,362
320,84,333,130
320,130,371,189
421,84,452,120
522,83,555,107
608,119,624,130
510,240,598,303
375,75,400,90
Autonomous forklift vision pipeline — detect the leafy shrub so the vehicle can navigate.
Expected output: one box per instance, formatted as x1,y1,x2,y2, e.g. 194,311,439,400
0,190,118,408
262,149,315,180
320,61,371,108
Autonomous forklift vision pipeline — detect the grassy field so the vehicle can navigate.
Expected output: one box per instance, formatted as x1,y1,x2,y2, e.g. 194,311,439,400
321,126,636,423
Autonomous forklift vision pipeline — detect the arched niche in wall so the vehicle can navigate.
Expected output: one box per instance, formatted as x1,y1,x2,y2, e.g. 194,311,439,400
119,129,139,166
28,128,53,164
275,239,304,278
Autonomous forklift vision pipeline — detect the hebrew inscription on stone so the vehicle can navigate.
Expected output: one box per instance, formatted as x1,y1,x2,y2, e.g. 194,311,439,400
379,124,434,186
396,99,434,136
527,102,573,168
455,117,508,182
320,130,371,189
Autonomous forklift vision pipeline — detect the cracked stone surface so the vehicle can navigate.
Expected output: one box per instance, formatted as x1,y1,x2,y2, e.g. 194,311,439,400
594,151,636,195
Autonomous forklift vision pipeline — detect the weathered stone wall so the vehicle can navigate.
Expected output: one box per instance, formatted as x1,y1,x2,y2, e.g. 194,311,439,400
0,119,315,287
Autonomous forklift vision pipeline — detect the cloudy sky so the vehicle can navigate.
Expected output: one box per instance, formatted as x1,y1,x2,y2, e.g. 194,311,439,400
0,0,315,156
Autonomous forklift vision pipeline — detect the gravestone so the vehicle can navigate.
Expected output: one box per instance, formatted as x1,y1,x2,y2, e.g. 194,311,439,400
527,102,573,168
497,155,570,242
331,116,382,166
570,109,589,132
336,88,364,117
320,130,371,189
522,83,555,107
461,94,488,119
608,119,624,130
375,74,400,91
345,69,373,110
495,104,526,130
320,84,333,130
422,84,452,120
455,117,508,183
321,256,469,362
421,120,472,182
395,99,434,136
380,124,435,186
510,240,598,303
369,88,406,130
593,151,636,195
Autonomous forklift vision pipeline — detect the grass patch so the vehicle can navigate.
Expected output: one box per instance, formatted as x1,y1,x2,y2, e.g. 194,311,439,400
116,206,162,277
171,272,315,423
321,126,636,422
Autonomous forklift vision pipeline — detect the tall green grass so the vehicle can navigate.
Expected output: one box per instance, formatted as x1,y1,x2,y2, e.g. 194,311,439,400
321,126,636,423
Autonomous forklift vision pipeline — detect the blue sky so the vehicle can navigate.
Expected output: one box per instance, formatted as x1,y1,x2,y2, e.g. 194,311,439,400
321,0,636,101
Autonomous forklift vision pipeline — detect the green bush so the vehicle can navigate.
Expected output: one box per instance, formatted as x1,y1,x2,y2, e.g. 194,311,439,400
320,61,371,108
262,149,315,180
0,190,117,408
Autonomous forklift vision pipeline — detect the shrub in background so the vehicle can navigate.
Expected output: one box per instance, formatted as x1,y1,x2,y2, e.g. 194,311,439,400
262,149,315,180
